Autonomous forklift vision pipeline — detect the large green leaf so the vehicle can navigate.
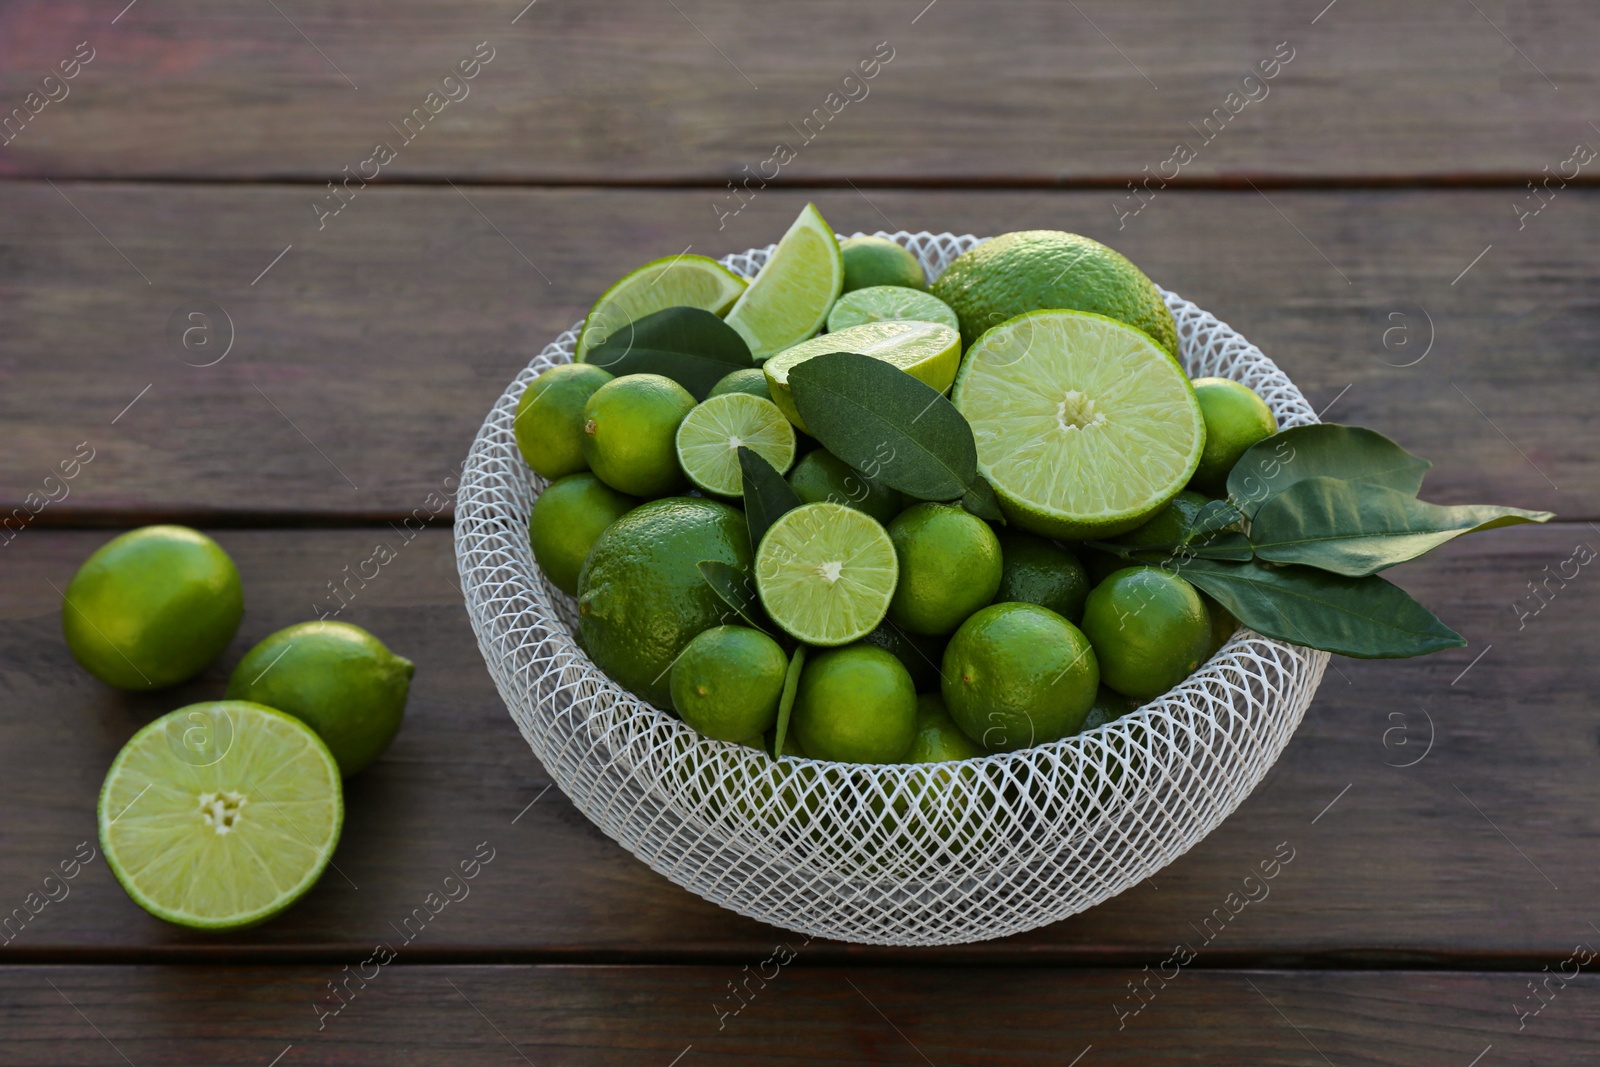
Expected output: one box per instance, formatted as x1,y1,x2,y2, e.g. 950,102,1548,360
580,306,752,399
960,475,1005,523
1175,558,1464,658
1227,424,1431,519
787,352,976,501
738,446,799,552
1251,477,1553,576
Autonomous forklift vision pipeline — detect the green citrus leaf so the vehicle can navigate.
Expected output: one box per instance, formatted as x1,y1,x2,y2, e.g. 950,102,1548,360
771,644,807,759
787,352,976,501
738,445,800,553
1175,558,1465,658
580,306,752,399
696,560,776,636
1250,477,1553,576
960,475,1005,523
1227,424,1431,519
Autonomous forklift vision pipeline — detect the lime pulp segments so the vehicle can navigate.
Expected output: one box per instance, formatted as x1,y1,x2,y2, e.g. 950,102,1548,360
723,203,843,361
675,393,797,496
576,254,746,360
98,701,343,930
826,285,960,334
755,502,898,645
951,310,1205,539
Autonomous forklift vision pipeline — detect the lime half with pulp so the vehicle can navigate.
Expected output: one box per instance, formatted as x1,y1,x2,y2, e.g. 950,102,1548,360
827,285,959,334
675,393,797,496
952,310,1204,539
755,502,898,646
98,701,343,930
764,319,961,433
724,203,843,361
576,254,746,361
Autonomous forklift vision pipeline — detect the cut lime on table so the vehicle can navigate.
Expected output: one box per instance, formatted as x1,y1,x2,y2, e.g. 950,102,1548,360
763,319,961,433
99,701,342,930
723,203,842,361
826,285,959,334
952,310,1205,539
575,254,746,361
675,392,797,496
755,502,898,646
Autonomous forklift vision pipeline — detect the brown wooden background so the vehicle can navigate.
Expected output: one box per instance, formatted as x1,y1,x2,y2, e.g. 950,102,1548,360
2,1,1597,1063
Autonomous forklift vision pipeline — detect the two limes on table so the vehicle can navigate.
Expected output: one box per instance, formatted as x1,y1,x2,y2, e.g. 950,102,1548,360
59,524,415,929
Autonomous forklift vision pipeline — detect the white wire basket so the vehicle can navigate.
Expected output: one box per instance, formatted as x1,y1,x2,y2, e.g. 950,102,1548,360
455,231,1329,947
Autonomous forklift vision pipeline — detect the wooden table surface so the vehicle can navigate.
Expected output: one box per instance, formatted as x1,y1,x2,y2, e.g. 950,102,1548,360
3,2,1597,1063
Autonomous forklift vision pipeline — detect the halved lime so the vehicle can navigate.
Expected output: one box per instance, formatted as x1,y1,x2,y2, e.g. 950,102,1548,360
575,254,746,361
763,320,961,433
827,286,959,334
724,203,843,361
755,502,898,646
98,701,343,930
675,393,797,496
952,310,1205,539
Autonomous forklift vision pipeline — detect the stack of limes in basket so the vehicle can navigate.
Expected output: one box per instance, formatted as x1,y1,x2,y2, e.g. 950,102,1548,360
519,205,1287,772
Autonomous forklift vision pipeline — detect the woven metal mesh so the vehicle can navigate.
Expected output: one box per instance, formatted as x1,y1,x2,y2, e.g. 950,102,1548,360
455,232,1329,946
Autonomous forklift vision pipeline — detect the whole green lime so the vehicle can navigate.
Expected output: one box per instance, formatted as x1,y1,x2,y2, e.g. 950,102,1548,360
580,373,696,497
907,692,984,762
942,602,1099,753
886,503,1002,635
62,525,244,690
840,236,926,292
930,230,1177,355
1080,686,1141,732
226,621,414,776
514,363,614,479
1188,378,1278,495
707,367,773,402
1111,489,1214,550
1200,590,1239,658
577,498,752,708
1080,566,1210,700
670,625,789,742
996,531,1090,623
528,473,637,596
787,449,904,525
792,645,916,763
859,620,947,694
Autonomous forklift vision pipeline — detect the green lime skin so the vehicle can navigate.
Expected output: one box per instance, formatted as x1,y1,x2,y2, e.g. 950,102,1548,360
886,504,1003,636
1200,590,1239,658
942,602,1100,753
528,473,638,597
1080,686,1142,732
62,525,244,690
792,645,917,764
859,620,947,694
1188,378,1278,496
226,621,414,776
840,236,926,292
1080,566,1211,701
787,449,905,525
907,692,984,762
577,498,752,709
1112,490,1214,550
996,531,1090,624
514,363,615,480
580,373,696,497
707,367,773,402
670,626,789,742
930,230,1178,355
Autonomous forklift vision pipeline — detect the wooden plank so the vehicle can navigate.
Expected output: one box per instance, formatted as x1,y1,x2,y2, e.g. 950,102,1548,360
3,964,1589,1065
1,523,1595,962
0,185,1586,524
0,1,1595,182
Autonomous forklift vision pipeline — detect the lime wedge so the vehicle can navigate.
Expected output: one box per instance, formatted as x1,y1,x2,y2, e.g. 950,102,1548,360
952,310,1205,539
576,254,747,361
98,701,343,930
826,285,959,334
763,320,962,433
755,502,898,646
675,393,797,497
724,203,843,361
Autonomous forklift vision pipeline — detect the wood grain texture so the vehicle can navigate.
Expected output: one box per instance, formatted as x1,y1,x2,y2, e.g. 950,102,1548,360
0,185,1588,524
2,524,1596,963
5,964,1594,1066
0,0,1594,182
